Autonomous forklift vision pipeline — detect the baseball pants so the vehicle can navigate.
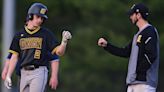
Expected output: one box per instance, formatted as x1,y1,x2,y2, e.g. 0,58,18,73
20,66,48,92
127,84,156,92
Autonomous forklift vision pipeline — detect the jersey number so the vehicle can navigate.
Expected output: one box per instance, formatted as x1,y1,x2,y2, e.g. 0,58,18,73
34,50,41,59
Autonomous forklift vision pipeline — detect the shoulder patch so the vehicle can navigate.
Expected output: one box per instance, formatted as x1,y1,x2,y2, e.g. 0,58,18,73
137,35,142,43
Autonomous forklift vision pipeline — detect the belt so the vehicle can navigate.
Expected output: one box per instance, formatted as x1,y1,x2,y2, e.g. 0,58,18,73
23,65,39,70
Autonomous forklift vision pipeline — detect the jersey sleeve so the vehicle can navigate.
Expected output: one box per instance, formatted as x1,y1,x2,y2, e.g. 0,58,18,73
47,53,59,62
7,53,12,59
144,30,158,64
104,41,132,58
8,33,21,55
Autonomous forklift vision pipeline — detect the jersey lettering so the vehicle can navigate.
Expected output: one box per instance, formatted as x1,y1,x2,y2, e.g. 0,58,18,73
34,49,41,59
19,37,43,50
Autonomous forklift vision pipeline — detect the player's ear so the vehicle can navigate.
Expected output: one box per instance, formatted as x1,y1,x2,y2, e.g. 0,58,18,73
29,14,34,20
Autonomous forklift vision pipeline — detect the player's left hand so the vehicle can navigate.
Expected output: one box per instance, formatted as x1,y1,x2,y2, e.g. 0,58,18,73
1,68,8,80
4,76,12,89
49,76,58,90
62,30,72,43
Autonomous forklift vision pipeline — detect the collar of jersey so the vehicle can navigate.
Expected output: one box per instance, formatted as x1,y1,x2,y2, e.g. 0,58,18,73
24,26,40,34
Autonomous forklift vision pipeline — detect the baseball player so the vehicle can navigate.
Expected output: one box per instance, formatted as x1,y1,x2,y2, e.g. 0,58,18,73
98,3,159,92
2,52,60,91
4,2,72,92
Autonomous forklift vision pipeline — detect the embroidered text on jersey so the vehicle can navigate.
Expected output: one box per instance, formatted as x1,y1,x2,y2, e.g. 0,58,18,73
19,37,43,50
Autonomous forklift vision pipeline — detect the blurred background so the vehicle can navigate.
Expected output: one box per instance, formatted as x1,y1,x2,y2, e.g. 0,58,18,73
0,0,164,92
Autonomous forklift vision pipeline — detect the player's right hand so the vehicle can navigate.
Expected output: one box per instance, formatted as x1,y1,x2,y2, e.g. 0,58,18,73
4,76,12,89
62,30,72,43
98,38,108,47
1,68,8,80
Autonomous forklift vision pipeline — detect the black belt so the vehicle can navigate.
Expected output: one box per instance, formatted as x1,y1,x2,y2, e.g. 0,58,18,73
23,65,39,70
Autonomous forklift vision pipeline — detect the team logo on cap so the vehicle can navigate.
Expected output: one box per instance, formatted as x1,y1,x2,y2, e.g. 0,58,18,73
40,8,46,14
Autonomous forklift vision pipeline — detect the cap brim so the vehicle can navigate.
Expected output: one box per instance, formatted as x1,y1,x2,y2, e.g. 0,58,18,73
36,14,48,19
